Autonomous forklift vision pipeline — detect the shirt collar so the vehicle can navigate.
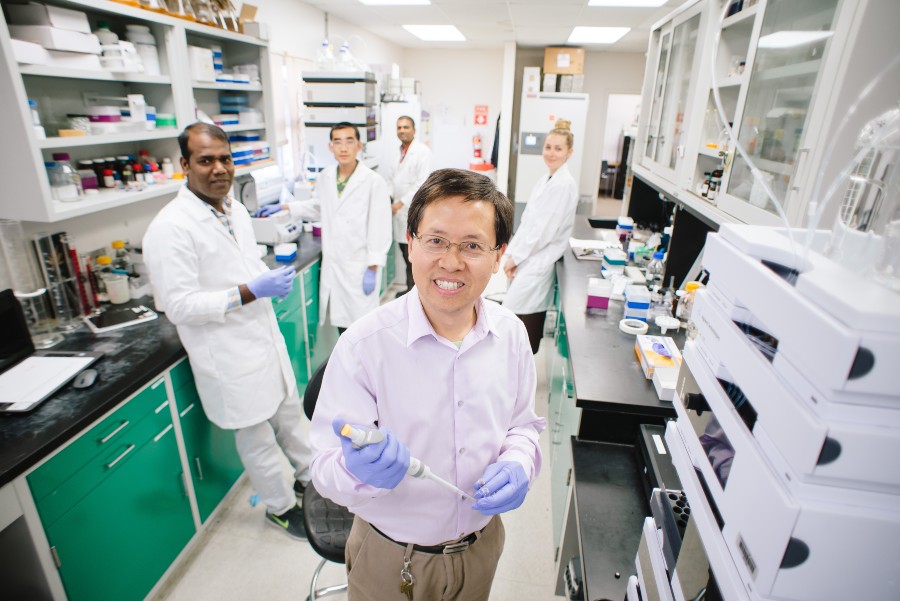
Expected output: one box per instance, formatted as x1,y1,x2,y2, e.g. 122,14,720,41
182,185,231,215
405,288,500,349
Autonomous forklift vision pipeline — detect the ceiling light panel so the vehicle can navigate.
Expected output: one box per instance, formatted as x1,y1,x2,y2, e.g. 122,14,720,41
588,0,668,6
568,26,631,44
360,0,430,5
402,24,466,41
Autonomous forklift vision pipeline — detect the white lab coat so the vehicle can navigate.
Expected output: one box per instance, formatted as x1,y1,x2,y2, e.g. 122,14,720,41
503,163,579,314
287,161,392,328
390,139,432,242
142,186,296,429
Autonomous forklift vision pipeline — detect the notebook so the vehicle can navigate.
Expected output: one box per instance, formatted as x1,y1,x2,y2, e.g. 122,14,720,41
0,289,102,413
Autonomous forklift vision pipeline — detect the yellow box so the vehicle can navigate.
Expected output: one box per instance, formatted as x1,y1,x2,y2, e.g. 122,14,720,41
543,47,585,75
634,335,682,380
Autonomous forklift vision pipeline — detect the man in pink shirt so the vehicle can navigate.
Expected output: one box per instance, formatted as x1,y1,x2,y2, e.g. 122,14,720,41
309,168,546,600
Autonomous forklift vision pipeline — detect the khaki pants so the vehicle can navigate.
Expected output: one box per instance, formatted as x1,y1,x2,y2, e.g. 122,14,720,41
345,516,505,601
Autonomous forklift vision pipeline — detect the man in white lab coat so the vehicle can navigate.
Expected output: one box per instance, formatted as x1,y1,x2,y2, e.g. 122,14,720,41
255,122,392,333
143,123,311,540
390,116,432,295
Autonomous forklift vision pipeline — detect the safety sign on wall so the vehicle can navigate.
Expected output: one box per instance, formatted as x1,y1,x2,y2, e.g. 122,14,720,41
474,105,488,126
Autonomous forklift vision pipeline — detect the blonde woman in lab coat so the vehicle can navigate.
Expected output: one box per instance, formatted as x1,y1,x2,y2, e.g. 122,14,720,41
503,120,579,353
256,122,392,333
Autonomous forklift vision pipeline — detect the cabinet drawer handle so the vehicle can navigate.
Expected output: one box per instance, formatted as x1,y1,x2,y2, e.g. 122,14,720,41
180,403,195,418
106,444,136,469
100,421,129,444
790,148,810,192
151,378,165,389
306,299,313,306
153,424,173,442
155,400,169,414
194,457,204,481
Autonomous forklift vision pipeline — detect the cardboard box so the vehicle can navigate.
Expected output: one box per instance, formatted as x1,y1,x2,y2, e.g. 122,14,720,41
523,66,541,96
634,335,682,380
543,46,584,75
7,3,91,34
8,25,100,54
541,73,557,92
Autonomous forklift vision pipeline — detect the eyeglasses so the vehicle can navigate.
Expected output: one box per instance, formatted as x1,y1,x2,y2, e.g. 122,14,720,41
413,233,499,260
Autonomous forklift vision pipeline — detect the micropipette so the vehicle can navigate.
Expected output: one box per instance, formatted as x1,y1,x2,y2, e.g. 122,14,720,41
340,424,477,502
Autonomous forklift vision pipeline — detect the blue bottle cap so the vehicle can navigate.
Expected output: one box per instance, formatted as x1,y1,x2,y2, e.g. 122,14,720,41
653,251,665,259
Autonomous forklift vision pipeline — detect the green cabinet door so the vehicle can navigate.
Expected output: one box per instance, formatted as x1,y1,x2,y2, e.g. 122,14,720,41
277,306,308,387
46,417,194,601
548,311,580,552
301,260,320,350
176,387,244,523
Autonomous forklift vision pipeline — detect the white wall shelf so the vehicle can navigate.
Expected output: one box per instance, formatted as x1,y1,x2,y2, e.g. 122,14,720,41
235,159,275,176
755,60,821,83
720,5,759,29
19,65,172,84
192,82,263,92
0,0,275,223
50,181,182,221
39,129,179,149
221,124,265,133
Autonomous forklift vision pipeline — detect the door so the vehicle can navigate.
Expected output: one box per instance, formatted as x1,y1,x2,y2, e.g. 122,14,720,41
46,417,194,601
644,29,673,163
515,93,589,203
720,0,840,224
175,384,244,523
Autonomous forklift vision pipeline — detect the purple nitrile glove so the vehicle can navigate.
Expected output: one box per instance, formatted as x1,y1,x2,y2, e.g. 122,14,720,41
471,461,529,515
362,268,377,295
332,418,410,489
253,204,282,218
247,266,295,299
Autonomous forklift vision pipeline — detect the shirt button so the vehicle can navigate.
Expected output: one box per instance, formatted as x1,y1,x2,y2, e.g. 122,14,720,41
459,448,465,454
457,400,463,407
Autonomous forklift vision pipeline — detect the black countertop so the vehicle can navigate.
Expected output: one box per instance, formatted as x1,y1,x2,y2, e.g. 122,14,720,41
558,219,681,418
0,232,323,489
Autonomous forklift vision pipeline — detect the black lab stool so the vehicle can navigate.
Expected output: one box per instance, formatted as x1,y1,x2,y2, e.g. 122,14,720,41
302,358,355,600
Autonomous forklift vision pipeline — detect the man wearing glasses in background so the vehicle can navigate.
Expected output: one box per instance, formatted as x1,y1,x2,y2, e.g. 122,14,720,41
255,122,391,334
308,168,546,600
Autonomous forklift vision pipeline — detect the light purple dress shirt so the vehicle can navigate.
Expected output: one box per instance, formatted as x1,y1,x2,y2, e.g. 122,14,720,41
309,288,547,546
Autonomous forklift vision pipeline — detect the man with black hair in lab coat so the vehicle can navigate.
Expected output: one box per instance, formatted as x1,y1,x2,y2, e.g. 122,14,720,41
143,122,310,540
389,115,432,296
255,122,392,333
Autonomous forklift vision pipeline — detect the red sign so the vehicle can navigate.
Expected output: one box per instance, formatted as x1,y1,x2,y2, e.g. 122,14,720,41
474,104,488,126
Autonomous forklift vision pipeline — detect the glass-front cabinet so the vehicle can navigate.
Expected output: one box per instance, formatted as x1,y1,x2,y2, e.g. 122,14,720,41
633,0,896,228
638,3,704,185
719,0,839,225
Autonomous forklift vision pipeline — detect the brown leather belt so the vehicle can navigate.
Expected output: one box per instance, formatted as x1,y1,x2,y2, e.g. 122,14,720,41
370,523,479,555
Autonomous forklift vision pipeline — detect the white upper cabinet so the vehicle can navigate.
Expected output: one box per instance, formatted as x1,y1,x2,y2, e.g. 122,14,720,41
638,2,705,185
634,0,900,227
0,0,274,223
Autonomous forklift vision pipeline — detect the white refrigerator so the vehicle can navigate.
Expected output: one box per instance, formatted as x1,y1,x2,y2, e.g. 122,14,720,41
514,92,589,204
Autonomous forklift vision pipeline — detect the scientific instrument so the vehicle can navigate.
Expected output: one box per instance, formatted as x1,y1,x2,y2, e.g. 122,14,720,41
340,424,477,502
251,209,301,244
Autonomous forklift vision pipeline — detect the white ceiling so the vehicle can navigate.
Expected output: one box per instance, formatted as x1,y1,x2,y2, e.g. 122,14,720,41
303,0,683,52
